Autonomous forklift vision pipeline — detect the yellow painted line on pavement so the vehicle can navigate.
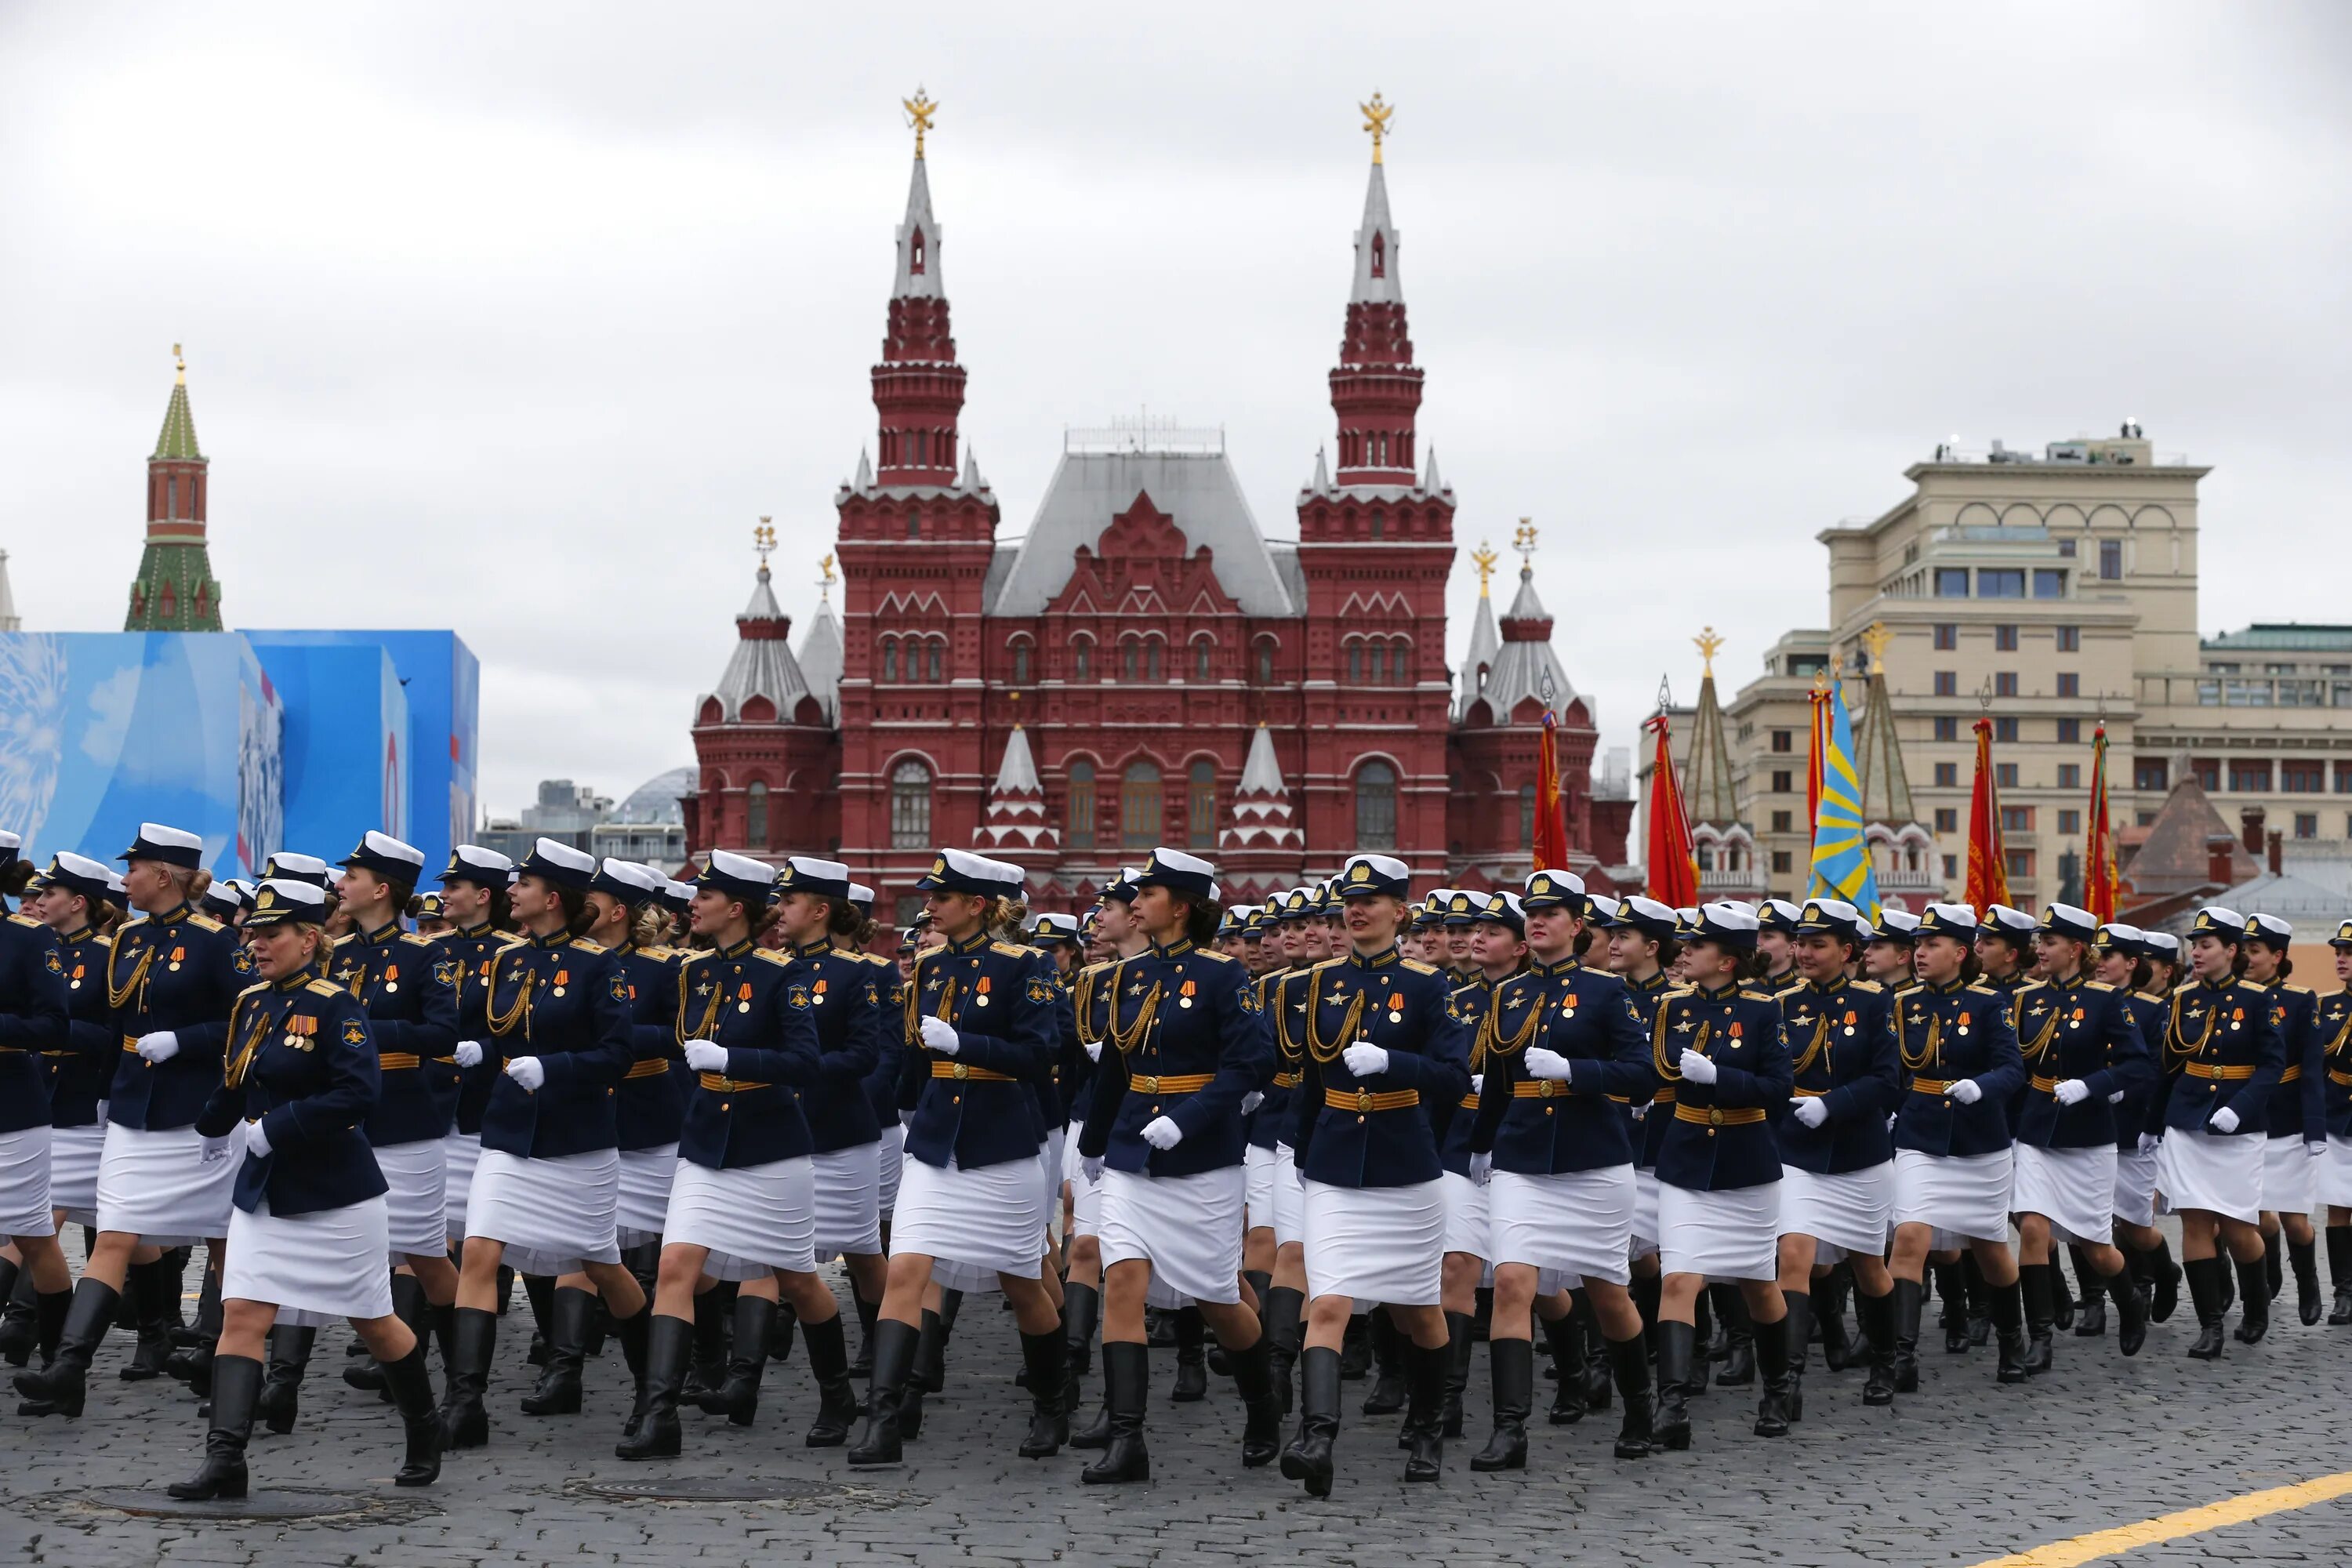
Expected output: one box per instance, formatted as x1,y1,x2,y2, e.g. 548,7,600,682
1970,1470,2352,1567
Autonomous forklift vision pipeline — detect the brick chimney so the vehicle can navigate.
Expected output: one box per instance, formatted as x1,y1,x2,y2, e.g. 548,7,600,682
2241,806,2265,857
2206,832,2238,889
2267,829,2283,877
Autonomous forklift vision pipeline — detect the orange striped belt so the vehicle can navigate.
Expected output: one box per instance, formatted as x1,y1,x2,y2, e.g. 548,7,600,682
1325,1087,1421,1113
1512,1080,1572,1099
2029,1075,2061,1094
931,1061,1014,1083
698,1072,770,1092
2185,1061,2255,1081
1911,1078,1952,1096
120,1035,141,1054
378,1053,422,1070
1674,1103,1766,1127
1272,1072,1301,1090
625,1058,670,1080
1653,1086,1676,1105
2329,1068,2352,1088
1130,1073,1213,1094
2279,1065,2302,1083
1792,1087,1825,1098
1458,1093,1480,1111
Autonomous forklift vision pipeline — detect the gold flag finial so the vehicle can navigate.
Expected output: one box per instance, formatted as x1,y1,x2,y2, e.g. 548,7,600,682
1360,93,1395,165
904,89,938,158
1694,626,1725,680
817,552,837,600
1512,518,1538,561
753,518,776,566
1860,619,1893,676
1471,542,1500,597
173,343,185,385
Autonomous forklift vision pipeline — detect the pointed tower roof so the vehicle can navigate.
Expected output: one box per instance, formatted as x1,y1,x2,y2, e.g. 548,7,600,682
1421,444,1445,495
797,594,842,724
975,726,1058,855
891,111,943,300
700,531,816,725
1852,667,1918,828
1223,724,1302,853
1349,156,1403,306
1456,542,1502,721
126,345,223,632
1469,557,1582,725
1239,723,1287,794
1683,631,1742,829
154,351,203,461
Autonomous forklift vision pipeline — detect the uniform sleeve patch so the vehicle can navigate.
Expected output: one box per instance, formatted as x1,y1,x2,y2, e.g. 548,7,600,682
44,949,64,975
608,971,630,1004
1027,976,1054,1005
788,983,812,1010
343,1018,368,1047
232,947,258,975
433,959,459,988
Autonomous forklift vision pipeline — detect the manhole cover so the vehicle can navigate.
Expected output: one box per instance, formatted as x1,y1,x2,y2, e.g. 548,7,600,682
577,1477,844,1504
71,1487,428,1523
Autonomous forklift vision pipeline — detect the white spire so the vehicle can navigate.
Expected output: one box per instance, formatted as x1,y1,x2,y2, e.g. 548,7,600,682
974,724,1058,854
892,153,943,299
1222,724,1301,852
1422,444,1444,495
961,447,980,491
1311,446,1330,494
992,724,1040,793
1349,161,1402,305
1239,724,1286,794
1457,592,1500,721
854,448,873,490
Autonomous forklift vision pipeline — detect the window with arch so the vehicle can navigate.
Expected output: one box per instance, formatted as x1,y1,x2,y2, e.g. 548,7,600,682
1188,760,1217,849
1255,640,1275,684
1390,638,1412,684
1348,643,1363,683
1370,507,1385,541
1073,637,1094,682
1147,639,1163,681
1193,641,1212,681
1519,783,1535,849
1371,230,1385,278
880,637,898,682
1010,640,1031,684
1121,760,1162,850
909,226,926,274
1367,643,1386,683
1355,761,1397,849
1123,641,1139,682
746,781,770,848
1067,760,1096,848
890,760,932,848
906,507,921,539
925,640,942,682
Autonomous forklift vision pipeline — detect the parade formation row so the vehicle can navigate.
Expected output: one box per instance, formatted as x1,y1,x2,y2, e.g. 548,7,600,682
1,823,2348,1501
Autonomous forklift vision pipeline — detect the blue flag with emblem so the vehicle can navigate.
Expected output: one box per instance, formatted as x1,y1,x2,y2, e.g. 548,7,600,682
1806,677,1882,921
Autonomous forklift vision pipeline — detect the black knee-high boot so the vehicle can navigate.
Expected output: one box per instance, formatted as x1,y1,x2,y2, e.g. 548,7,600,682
2070,1245,2107,1337
2326,1226,2352,1327
683,1280,735,1403
1439,1310,1472,1438
700,1292,775,1426
1710,1284,1755,1386
1931,1258,1969,1352
1468,1336,1530,1472
439,1307,496,1449
11,1275,118,1417
1860,1286,1900,1405
804,1309,861,1447
1574,1291,1613,1410
1653,1321,1693,1450
1538,1307,1586,1425
2184,1255,2227,1359
1265,1285,1305,1416
521,1273,554,1367
1279,1345,1341,1498
2019,1262,2056,1375
380,1341,444,1486
1778,1291,1810,1422
1080,1341,1149,1483
1171,1305,1208,1403
169,1353,260,1500
1400,1337,1446,1483
1361,1309,1406,1414
1338,1312,1371,1379
345,1272,412,1393
119,1258,178,1381
2146,1236,2181,1322
1607,1333,1653,1457
256,1325,318,1435
846,1318,919,1466
612,1313,692,1460
1016,1325,1067,1458
1963,1251,1993,1347
1817,1262,1855,1370
2290,1236,2323,1327
1753,1308,1792,1437
850,1287,882,1379
1991,1279,2029,1383
520,1286,596,1416
1231,1332,1283,1468
2107,1259,2149,1356
1061,1281,1098,1421
0,1261,34,1368
2233,1251,2271,1345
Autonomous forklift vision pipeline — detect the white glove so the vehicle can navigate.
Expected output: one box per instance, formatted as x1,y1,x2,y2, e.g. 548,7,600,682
1677,1049,1717,1086
1947,1079,1982,1105
2108,1089,2125,1104
920,1016,960,1056
2137,1131,2162,1155
2055,1080,2090,1107
1082,1154,1104,1183
245,1121,272,1160
1523,1047,1575,1083
1791,1096,1828,1129
1083,1040,1103,1062
1341,1044,1390,1078
453,1040,485,1069
1468,1152,1493,1187
199,1135,232,1165
2309,1142,2328,1160
1142,1116,1184,1151
1240,1091,1264,1115
505,1056,546,1092
1470,1073,1485,1096
135,1031,180,1064
1630,1101,1650,1122
2208,1105,2239,1134
683,1040,728,1073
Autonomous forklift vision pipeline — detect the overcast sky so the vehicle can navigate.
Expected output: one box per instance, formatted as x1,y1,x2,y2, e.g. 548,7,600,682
5,3,2347,821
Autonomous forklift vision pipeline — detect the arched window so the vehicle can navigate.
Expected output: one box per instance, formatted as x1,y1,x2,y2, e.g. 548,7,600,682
1073,638,1093,682
1123,641,1140,682
906,507,921,539
880,637,898,682
1121,761,1162,850
1188,760,1217,849
1067,760,1097,848
1147,640,1163,681
1519,783,1536,849
926,640,942,682
1370,507,1385,540
1256,641,1274,684
890,760,933,848
746,782,770,848
1697,844,1716,873
1011,640,1031,684
1371,230,1385,278
910,226,926,274
1354,761,1397,850
1193,641,1212,681
1367,643,1385,683
1348,643,1363,683
1391,638,1411,684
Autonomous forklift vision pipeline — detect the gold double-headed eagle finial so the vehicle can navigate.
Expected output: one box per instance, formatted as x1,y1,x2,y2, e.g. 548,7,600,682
753,518,775,566
1694,626,1725,680
1471,542,1500,597
818,553,837,601
1360,93,1395,164
904,89,938,158
1860,619,1893,676
1512,518,1538,561
173,343,185,385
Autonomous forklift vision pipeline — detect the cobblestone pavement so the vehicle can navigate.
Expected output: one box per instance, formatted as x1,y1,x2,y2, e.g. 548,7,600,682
5,1269,2351,1568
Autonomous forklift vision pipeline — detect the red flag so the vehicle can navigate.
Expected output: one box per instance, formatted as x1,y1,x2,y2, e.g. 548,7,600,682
1643,713,1699,908
2085,722,2117,923
1965,716,2010,912
1533,710,1570,872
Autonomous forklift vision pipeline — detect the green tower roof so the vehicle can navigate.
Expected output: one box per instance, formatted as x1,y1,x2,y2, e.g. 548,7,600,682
153,346,203,461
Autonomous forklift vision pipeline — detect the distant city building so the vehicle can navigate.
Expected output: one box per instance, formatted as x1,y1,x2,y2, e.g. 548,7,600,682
481,770,690,869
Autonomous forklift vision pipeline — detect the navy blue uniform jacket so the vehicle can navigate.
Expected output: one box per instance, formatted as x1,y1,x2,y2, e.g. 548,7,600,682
1285,949,1472,1190
331,924,461,1147
1077,940,1271,1178
1773,977,1900,1174
898,934,1057,1172
1472,959,1649,1174
1893,979,2025,1158
197,970,387,1218
107,903,252,1131
479,933,633,1160
1650,982,1790,1192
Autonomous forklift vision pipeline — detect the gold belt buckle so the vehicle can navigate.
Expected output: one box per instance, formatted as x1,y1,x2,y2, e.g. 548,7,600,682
1355,1089,1373,1113
1135,1075,1157,1093
1537,1079,1557,1099
1709,1108,1725,1127
951,1062,969,1081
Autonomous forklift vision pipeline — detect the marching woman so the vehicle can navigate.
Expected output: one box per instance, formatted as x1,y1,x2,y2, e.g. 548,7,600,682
1063,884,1141,1449
1279,853,1472,1497
1255,888,1321,1417
1468,873,1655,1468
516,858,680,1420
440,839,652,1449
0,835,73,1391
169,878,441,1500
17,823,250,1421
1608,896,1682,1355
1646,902,1793,1447
1434,891,1516,1443
837,880,900,1378
615,850,853,1459
316,832,460,1425
2099,925,2182,1323
2242,913,2326,1326
2319,922,2352,1324
2148,906,2285,1358
1882,904,2028,1393
1073,848,1279,1483
1769,899,1900,1413
849,849,1065,1467
434,848,523,1254
2008,903,2154,1370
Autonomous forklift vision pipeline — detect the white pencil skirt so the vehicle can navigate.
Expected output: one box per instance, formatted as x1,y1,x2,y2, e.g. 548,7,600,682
1039,1134,1064,1248
1099,1166,1244,1308
1245,1144,1278,1230
97,1122,241,1246
372,1139,448,1260
1892,1148,2014,1245
2112,1145,2161,1229
2321,1138,2352,1210
466,1146,620,1276
49,1123,105,1227
2157,1127,2263,1225
1493,1166,1634,1287
1631,1167,1662,1260
891,1152,1047,1294
665,1155,816,1280
1067,1128,1105,1236
0,1127,56,1238
1270,1144,1307,1248
1657,1180,1780,1283
812,1142,883,1260
225,1194,396,1329
615,1145,678,1249
2260,1135,2314,1219
1303,1178,1444,1308
441,1129,481,1240
2011,1143,2116,1247
1440,1169,1493,1263
877,1124,905,1218
1777,1163,1892,1260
